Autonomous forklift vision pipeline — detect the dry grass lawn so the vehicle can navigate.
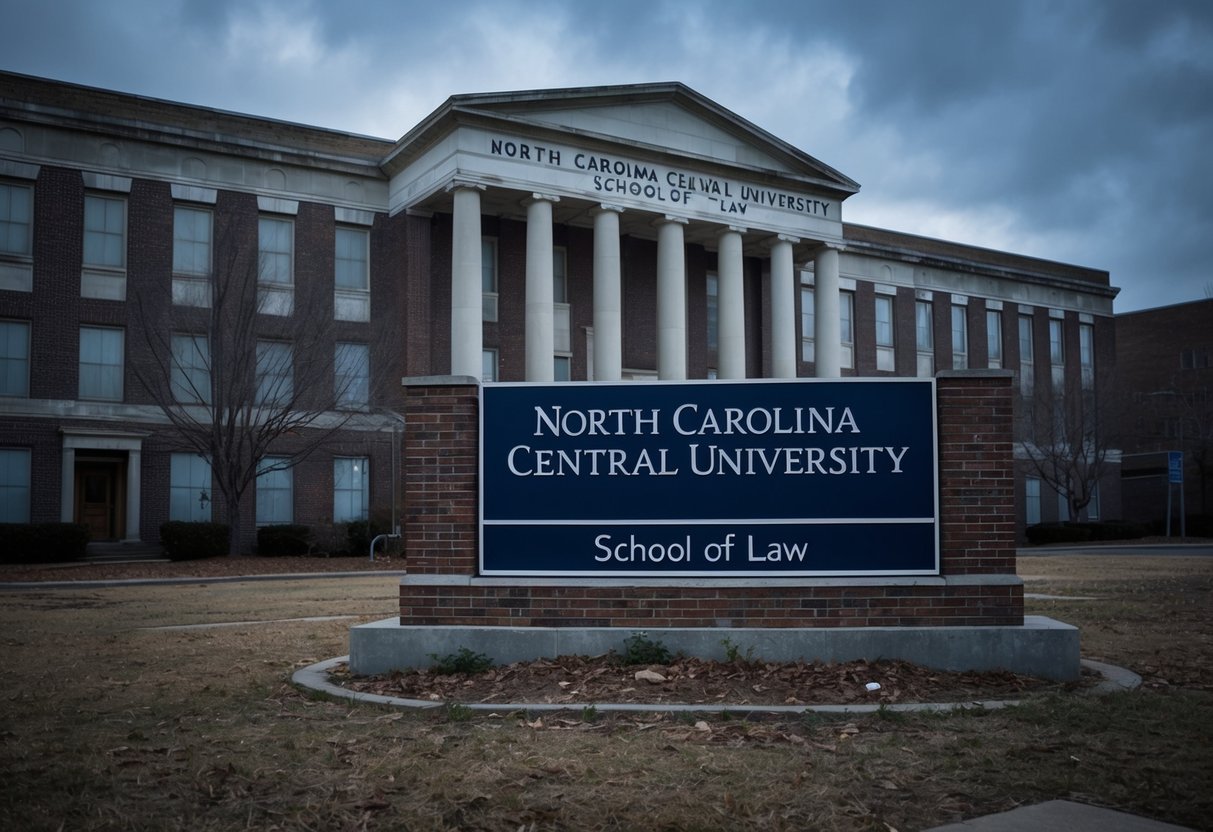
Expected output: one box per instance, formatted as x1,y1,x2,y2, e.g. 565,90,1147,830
0,555,1210,831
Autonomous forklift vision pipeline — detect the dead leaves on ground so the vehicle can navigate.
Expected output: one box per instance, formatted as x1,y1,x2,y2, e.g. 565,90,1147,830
337,655,1065,707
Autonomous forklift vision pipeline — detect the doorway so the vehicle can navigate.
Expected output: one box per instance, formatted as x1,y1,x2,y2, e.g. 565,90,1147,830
75,453,127,541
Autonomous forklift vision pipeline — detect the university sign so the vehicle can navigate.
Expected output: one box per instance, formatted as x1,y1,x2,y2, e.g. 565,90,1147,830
480,379,939,577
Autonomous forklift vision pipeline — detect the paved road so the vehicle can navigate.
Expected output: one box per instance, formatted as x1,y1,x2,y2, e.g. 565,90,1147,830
1019,544,1213,557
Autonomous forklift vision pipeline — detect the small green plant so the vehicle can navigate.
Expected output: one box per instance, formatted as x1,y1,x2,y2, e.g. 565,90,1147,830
581,705,599,723
720,637,756,665
617,632,672,666
444,703,473,722
427,647,494,675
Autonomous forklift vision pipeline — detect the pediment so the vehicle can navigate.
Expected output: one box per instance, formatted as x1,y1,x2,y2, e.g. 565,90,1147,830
388,83,859,198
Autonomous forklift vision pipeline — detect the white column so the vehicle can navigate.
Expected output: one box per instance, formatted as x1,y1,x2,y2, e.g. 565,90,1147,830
60,446,75,523
592,204,623,382
448,182,484,378
124,449,141,542
656,216,688,380
770,235,799,379
814,245,842,378
717,226,747,379
525,194,559,381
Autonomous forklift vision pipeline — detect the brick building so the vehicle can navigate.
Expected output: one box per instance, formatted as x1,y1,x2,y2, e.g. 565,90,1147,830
0,72,1119,550
1116,298,1213,529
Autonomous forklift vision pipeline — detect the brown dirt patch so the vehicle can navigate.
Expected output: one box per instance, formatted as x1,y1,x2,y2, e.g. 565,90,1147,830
335,654,1085,707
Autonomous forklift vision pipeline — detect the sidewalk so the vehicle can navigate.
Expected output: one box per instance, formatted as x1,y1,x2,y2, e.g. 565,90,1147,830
925,799,1194,831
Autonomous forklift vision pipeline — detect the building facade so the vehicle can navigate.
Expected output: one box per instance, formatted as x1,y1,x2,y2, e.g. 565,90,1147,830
1116,298,1213,530
0,73,1119,550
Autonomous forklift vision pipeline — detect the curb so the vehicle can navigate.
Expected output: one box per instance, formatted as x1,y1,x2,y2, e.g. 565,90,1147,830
291,656,1141,716
0,570,409,591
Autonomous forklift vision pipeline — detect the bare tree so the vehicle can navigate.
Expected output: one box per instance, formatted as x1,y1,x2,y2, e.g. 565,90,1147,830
132,219,379,554
1018,374,1121,523
1139,382,1213,515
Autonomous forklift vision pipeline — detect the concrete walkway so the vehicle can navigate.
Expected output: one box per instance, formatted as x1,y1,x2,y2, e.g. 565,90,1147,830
924,799,1194,831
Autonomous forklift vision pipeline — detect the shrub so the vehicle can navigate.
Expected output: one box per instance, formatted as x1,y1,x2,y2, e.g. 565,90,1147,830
616,632,672,666
0,523,90,564
159,521,229,560
428,647,494,675
1025,523,1092,546
257,524,311,557
1074,521,1149,542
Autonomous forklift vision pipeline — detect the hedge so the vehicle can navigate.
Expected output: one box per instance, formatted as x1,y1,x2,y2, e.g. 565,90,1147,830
257,524,312,556
1025,523,1092,545
0,523,90,564
159,521,230,560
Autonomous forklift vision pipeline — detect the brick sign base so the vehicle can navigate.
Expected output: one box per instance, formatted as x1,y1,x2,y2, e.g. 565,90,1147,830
352,370,1081,680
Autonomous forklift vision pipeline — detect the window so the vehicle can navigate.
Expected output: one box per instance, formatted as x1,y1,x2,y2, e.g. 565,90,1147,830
0,448,31,522
256,457,293,525
0,320,30,397
171,334,210,404
333,457,369,523
78,326,123,401
1079,323,1094,389
255,341,293,405
1087,484,1100,521
482,237,498,322
800,286,815,362
554,355,571,381
875,295,895,372
1025,477,1041,526
170,453,212,522
706,272,719,352
482,349,498,383
1181,348,1210,370
1049,318,1064,388
987,310,1003,369
1018,314,1034,396
335,342,369,408
83,194,125,269
0,182,32,257
951,306,968,369
258,216,293,285
915,300,934,377
840,291,854,370
172,206,211,276
335,227,369,291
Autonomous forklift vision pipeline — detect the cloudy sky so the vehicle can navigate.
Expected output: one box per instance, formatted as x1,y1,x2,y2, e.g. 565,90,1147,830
2,0,1210,312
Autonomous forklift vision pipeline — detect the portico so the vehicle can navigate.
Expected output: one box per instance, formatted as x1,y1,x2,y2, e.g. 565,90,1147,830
383,83,859,382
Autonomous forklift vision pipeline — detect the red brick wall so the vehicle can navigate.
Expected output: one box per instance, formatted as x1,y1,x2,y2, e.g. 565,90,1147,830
399,372,1022,628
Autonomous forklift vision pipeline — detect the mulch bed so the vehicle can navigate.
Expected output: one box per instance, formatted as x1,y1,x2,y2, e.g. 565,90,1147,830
333,654,1089,707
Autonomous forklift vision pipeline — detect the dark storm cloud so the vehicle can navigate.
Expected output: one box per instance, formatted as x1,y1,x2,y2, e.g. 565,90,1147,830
0,0,1209,309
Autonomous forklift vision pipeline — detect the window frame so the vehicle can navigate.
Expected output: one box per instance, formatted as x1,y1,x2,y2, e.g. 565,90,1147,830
800,284,815,363
335,226,370,292
987,309,1003,369
915,300,934,377
951,305,968,369
169,453,212,522
705,272,719,353
335,342,370,408
172,205,212,277
0,319,30,397
170,333,211,405
255,340,294,406
83,193,126,270
78,325,124,402
255,456,293,526
874,294,895,372
257,215,294,287
333,456,369,523
0,180,33,259
0,447,31,523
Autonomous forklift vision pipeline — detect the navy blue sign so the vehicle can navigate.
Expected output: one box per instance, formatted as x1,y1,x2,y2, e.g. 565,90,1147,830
480,379,938,577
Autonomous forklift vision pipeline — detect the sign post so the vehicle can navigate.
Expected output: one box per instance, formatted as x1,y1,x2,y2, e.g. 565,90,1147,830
1167,450,1185,538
